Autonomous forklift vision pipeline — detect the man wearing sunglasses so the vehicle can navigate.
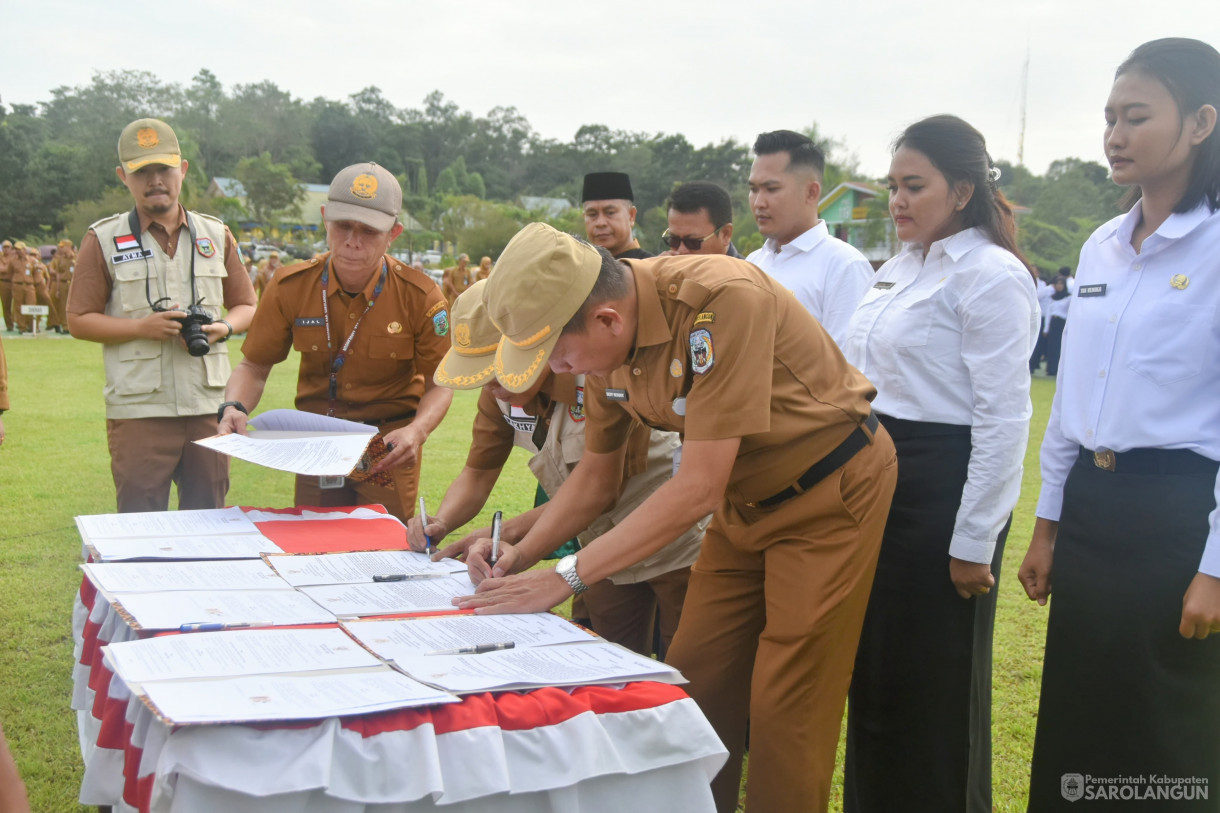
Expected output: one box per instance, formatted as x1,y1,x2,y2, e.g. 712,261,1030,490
747,130,872,348
661,181,744,258
581,172,653,260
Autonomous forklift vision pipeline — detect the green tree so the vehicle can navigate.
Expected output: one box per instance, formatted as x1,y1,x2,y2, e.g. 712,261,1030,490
235,152,305,227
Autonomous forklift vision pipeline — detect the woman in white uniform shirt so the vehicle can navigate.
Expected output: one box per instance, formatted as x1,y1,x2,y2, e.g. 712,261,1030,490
842,115,1039,813
1019,38,1220,810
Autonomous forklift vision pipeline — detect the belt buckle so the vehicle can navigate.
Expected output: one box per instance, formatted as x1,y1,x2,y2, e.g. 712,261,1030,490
1093,449,1116,472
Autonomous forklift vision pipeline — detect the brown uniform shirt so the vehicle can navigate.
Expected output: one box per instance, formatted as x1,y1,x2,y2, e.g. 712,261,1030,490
67,206,254,316
241,252,449,422
465,372,650,477
584,255,876,505
0,251,13,282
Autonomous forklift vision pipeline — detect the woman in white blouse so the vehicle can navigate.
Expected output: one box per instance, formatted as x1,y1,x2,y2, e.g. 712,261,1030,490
842,114,1039,813
1019,38,1220,810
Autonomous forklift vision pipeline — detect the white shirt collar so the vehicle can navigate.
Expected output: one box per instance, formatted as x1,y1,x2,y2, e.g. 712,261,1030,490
1105,199,1214,247
898,226,991,262
763,220,828,255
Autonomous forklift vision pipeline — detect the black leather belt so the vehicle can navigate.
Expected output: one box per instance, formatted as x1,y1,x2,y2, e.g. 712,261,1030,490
363,410,416,427
1078,445,1218,478
750,412,879,508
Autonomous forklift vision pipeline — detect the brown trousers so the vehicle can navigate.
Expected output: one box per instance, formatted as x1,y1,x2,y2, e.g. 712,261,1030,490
106,416,230,513
583,565,691,657
12,284,35,332
666,429,897,813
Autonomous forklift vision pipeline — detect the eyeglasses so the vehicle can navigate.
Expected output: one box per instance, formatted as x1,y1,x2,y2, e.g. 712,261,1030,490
662,227,721,251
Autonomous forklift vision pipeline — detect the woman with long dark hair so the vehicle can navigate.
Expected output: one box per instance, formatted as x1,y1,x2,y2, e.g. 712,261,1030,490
1019,38,1220,810
842,114,1039,813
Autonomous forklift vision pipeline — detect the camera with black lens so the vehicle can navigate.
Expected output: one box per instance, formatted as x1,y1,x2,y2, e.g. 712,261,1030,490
154,300,214,357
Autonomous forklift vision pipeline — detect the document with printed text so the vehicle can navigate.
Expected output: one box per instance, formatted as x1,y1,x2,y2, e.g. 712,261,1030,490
82,559,289,593
266,550,466,586
343,613,595,661
193,409,378,476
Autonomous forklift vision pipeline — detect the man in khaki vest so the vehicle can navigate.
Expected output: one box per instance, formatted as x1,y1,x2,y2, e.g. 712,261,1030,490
409,280,705,656
66,118,257,512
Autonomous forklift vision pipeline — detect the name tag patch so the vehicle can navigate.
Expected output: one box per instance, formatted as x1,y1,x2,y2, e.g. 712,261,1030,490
295,317,326,327
605,388,629,402
873,281,896,290
504,405,538,433
111,249,153,265
1078,283,1107,297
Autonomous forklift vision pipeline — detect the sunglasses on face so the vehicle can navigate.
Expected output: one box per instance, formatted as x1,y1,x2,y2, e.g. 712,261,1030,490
661,226,721,251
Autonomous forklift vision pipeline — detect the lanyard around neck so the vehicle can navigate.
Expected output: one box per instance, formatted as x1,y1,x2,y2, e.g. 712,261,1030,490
320,257,388,416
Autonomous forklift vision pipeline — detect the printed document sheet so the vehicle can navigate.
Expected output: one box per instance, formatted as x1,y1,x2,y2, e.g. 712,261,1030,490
299,574,477,617
112,588,335,631
193,409,378,476
82,560,289,593
343,613,595,661
266,550,466,586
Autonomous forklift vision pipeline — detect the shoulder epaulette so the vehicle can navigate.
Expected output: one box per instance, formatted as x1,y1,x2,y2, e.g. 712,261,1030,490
87,213,123,232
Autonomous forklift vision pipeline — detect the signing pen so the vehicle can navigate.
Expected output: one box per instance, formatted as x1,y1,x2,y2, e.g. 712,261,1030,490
372,573,444,582
178,621,273,633
425,641,515,656
419,496,435,555
490,510,503,566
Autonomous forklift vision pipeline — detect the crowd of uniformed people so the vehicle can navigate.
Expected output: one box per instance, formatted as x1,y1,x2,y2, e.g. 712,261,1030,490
2,35,1218,813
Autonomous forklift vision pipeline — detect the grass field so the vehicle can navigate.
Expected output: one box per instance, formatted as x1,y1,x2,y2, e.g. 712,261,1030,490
0,333,1056,812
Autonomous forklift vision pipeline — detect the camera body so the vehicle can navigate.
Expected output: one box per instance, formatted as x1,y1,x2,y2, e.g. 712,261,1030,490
154,301,213,357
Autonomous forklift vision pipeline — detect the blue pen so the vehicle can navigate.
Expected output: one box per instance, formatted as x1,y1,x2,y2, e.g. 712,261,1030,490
178,621,271,633
419,496,435,554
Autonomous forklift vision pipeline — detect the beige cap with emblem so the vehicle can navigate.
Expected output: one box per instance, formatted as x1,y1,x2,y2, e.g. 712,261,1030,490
483,223,601,393
433,280,500,390
118,118,182,171
325,162,401,232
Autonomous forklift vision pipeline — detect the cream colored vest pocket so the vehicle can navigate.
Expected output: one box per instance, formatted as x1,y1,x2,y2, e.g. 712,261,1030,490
113,340,163,395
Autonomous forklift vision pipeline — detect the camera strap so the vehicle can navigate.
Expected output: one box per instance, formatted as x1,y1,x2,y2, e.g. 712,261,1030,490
320,257,388,416
130,207,202,311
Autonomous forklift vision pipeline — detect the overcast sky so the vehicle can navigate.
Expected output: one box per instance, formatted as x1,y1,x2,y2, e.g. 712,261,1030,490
4,0,1219,179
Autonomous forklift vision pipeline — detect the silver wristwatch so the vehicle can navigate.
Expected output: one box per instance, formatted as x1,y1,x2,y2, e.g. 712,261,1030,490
555,554,588,595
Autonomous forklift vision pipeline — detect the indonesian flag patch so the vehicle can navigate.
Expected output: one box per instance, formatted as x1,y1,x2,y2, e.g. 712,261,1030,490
114,234,139,251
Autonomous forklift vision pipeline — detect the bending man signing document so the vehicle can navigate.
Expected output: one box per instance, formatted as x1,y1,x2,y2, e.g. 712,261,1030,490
218,163,452,522
455,223,897,813
412,279,705,657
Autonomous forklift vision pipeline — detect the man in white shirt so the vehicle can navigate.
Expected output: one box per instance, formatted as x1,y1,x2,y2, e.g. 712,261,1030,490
746,130,873,348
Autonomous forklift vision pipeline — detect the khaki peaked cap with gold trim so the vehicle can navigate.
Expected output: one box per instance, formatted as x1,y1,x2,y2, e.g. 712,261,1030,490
433,280,499,389
483,223,601,393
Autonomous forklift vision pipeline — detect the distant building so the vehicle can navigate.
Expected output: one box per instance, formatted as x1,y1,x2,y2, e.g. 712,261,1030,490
819,182,894,267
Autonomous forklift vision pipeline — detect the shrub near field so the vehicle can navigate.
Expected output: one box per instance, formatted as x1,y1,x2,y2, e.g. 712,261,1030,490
0,335,1054,812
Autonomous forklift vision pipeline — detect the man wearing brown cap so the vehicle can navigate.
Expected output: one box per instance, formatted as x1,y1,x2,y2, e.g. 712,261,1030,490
441,253,473,305
217,162,452,523
456,223,897,813
0,241,14,332
66,118,257,512
8,244,36,333
409,280,705,656
48,239,76,333
582,172,653,260
255,250,282,298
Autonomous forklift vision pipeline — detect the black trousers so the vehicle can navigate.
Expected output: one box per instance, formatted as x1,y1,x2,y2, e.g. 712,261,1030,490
845,416,1004,813
1028,451,1220,811
1045,316,1066,376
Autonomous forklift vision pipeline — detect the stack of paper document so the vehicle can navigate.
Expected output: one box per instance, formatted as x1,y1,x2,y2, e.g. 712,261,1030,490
298,574,478,617
265,550,466,586
194,409,378,476
110,589,335,631
77,506,281,562
343,614,686,694
103,627,457,724
81,560,290,594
